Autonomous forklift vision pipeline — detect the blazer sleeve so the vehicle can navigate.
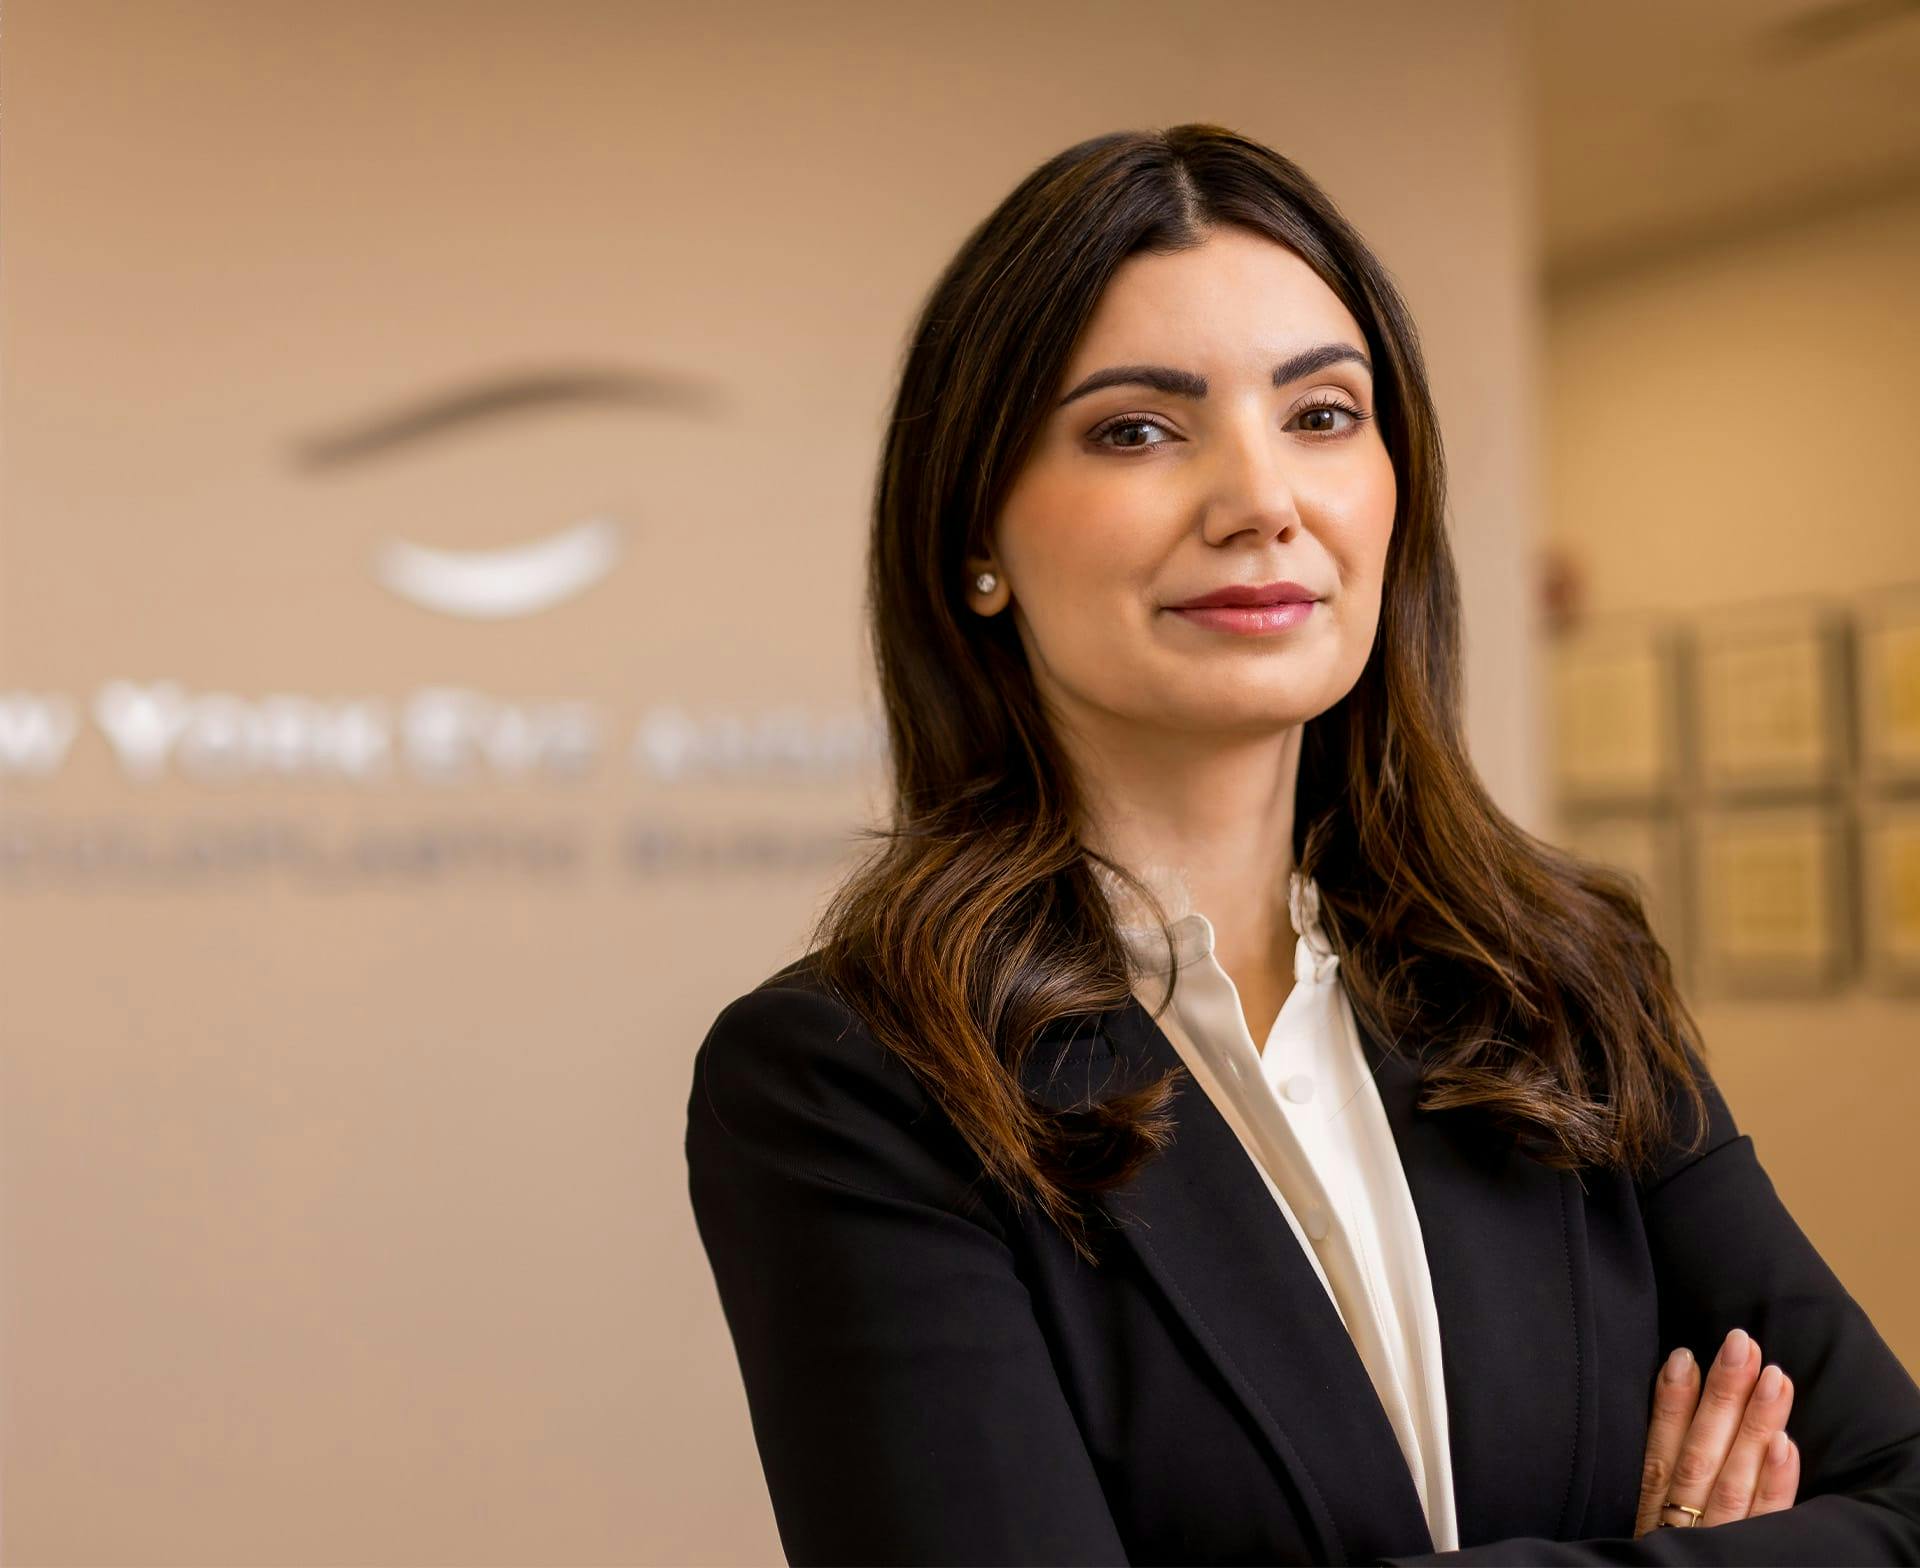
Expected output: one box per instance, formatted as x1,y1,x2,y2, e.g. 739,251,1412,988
684,979,1132,1568
1381,1052,1920,1565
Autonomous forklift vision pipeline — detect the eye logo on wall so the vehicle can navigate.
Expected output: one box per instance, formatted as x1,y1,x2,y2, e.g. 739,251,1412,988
291,366,723,619
0,360,885,808
371,516,623,620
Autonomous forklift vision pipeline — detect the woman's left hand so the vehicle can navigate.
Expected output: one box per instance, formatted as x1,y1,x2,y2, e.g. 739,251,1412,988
1634,1328,1800,1535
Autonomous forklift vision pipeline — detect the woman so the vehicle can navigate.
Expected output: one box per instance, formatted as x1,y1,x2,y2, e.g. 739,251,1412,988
684,124,1920,1564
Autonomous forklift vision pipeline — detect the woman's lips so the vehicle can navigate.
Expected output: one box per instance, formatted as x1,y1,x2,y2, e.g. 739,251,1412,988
1166,600,1317,634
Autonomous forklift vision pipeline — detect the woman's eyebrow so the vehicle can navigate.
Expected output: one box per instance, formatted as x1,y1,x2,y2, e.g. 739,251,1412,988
1055,343,1372,408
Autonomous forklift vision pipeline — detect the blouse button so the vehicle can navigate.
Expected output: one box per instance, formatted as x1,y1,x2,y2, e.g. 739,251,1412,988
1304,1205,1331,1242
1282,1073,1315,1104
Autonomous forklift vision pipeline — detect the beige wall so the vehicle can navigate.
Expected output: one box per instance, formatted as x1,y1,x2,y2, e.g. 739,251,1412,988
0,2,1541,1562
1546,188,1920,1375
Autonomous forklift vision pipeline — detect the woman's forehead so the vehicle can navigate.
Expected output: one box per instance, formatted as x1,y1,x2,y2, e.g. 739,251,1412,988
1067,237,1366,375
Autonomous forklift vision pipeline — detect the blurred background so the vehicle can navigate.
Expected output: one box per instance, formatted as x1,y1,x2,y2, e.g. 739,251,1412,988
3,0,1917,1562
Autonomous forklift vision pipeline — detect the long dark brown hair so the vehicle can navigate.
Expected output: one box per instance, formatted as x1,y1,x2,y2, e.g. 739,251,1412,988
804,123,1709,1264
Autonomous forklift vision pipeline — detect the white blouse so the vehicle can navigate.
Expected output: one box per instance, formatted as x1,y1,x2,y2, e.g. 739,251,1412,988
1097,864,1460,1553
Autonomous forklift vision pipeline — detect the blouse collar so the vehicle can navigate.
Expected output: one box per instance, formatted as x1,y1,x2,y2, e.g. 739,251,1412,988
1090,860,1338,983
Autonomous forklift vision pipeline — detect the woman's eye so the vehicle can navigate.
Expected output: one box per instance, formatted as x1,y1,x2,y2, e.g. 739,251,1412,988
1091,417,1172,450
1090,400,1368,451
1292,401,1366,435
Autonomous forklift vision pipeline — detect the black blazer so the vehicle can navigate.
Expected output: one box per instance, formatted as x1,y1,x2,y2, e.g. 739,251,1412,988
685,956,1920,1565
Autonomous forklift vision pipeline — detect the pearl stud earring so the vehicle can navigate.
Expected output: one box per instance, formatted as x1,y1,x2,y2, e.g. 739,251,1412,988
974,572,997,594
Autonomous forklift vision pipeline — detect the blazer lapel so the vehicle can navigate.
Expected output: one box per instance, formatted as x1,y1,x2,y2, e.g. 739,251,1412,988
1085,995,1438,1565
1022,992,1603,1555
1353,1011,1600,1545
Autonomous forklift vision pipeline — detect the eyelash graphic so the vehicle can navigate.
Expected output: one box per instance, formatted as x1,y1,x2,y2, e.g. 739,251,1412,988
1089,395,1372,451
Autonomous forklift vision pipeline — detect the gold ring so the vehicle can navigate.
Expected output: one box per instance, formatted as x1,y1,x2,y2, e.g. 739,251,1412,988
1660,1501,1704,1528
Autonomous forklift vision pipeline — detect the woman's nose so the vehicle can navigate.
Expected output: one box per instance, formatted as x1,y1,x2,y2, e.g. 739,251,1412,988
1198,420,1304,545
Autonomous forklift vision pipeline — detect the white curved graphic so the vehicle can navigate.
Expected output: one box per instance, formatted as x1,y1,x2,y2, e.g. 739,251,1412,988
372,517,624,619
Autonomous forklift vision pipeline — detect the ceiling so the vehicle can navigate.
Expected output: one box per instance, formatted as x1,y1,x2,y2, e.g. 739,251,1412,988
1529,0,1920,289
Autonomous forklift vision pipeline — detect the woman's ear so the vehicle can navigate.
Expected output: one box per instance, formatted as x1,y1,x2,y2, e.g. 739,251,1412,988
963,554,1010,615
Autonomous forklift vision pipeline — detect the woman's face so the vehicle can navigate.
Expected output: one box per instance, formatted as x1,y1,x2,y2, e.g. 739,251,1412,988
979,224,1395,746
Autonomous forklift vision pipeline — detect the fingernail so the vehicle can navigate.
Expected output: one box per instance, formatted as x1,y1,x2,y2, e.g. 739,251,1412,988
1663,1346,1694,1384
1757,1364,1783,1400
1721,1327,1751,1367
1769,1429,1790,1466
